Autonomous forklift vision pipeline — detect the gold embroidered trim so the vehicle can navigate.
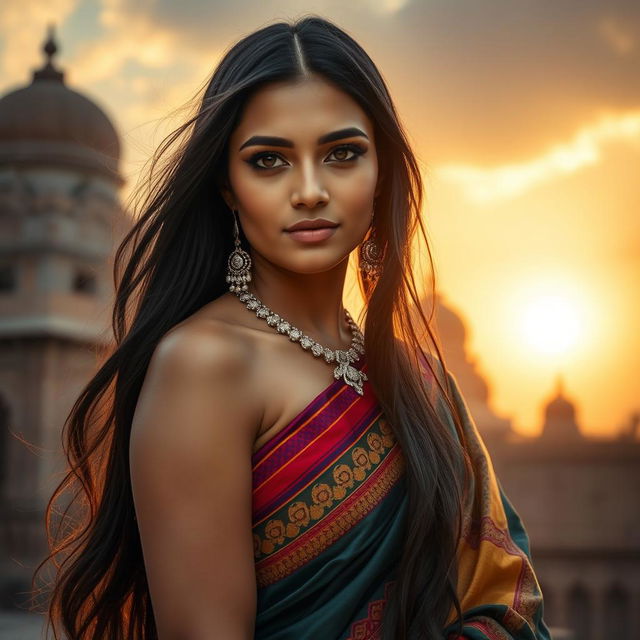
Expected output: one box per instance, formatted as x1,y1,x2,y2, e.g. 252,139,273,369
253,417,396,559
255,444,404,587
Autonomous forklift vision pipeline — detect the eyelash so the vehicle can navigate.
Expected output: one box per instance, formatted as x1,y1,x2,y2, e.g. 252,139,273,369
246,143,367,171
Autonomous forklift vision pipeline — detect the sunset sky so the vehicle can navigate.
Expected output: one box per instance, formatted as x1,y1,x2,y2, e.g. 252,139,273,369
1,0,638,438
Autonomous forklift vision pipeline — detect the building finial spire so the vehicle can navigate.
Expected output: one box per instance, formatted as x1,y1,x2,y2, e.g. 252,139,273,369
555,372,565,397
44,23,58,62
33,22,64,84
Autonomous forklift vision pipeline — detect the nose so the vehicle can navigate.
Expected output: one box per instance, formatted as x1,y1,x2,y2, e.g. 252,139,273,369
290,159,329,209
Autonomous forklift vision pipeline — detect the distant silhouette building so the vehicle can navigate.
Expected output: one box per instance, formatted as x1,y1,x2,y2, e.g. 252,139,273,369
413,291,513,440
425,292,640,640
540,376,583,442
0,26,129,609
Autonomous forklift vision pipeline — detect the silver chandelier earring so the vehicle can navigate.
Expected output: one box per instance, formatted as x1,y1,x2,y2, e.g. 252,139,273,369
226,209,252,292
359,205,383,281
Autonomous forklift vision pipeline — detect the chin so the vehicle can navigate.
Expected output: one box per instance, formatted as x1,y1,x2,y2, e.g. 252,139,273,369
279,252,350,275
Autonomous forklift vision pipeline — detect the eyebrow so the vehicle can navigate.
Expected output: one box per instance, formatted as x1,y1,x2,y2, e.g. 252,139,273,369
238,126,369,151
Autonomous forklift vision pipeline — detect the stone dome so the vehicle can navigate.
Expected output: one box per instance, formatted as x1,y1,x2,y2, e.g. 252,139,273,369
546,393,577,424
434,292,467,345
541,375,583,441
0,26,121,182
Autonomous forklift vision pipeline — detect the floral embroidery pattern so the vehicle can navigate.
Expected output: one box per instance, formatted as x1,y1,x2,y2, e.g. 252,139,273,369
255,444,404,587
253,416,397,559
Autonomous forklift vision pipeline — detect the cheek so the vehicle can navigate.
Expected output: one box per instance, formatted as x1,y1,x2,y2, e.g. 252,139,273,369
229,165,281,212
228,168,284,243
335,169,377,223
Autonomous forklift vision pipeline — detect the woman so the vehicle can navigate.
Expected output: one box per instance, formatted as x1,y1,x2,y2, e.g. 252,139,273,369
35,15,551,640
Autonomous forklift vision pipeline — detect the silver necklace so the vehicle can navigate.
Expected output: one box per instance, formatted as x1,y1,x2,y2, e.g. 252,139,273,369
233,290,368,395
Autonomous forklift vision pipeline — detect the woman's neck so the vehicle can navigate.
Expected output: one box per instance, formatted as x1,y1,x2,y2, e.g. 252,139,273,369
245,257,352,351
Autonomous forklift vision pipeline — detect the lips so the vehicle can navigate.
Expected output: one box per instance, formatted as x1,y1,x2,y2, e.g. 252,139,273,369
286,226,338,243
285,218,339,232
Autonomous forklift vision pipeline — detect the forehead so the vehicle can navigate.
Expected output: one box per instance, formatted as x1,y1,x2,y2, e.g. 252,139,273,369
231,76,374,143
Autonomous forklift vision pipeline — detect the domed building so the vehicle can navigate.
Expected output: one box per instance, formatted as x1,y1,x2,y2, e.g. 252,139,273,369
0,26,130,608
540,376,583,442
415,291,640,639
414,291,513,441
0,36,121,179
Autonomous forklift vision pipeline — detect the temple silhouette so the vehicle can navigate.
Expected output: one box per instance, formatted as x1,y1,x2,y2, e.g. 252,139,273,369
423,292,640,640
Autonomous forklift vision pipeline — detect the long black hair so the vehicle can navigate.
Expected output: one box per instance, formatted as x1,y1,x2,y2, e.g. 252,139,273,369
32,14,472,639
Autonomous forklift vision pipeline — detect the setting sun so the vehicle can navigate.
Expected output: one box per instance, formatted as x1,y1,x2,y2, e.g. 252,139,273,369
521,294,582,355
516,283,589,359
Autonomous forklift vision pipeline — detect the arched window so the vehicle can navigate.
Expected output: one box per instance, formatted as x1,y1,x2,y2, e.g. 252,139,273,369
567,583,592,640
72,268,97,294
604,583,630,637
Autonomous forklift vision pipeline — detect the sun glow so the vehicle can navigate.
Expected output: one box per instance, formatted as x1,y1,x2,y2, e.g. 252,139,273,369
515,282,590,359
521,294,582,355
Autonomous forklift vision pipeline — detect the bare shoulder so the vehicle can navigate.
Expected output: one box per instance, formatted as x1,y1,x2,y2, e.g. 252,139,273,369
156,309,253,386
135,296,262,446
160,291,254,366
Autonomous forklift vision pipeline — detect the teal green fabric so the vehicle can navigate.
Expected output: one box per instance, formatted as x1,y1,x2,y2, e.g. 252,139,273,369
255,477,407,639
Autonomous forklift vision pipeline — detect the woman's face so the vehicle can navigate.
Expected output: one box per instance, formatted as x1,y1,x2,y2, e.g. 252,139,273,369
222,75,379,276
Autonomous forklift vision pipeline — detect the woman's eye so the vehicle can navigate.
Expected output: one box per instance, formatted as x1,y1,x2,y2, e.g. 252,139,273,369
250,153,286,170
328,144,365,163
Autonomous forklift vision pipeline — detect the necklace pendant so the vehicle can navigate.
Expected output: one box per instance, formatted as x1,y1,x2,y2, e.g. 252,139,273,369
334,362,368,396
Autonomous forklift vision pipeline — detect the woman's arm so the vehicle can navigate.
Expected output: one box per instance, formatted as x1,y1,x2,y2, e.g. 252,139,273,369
130,323,260,640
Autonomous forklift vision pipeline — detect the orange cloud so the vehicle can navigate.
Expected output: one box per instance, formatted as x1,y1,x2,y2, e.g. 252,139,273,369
436,110,640,204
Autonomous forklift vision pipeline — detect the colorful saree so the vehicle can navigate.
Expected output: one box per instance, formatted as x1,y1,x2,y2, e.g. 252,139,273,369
251,355,550,639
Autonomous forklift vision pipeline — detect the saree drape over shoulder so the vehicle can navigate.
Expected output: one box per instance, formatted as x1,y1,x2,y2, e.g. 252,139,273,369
251,355,551,640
